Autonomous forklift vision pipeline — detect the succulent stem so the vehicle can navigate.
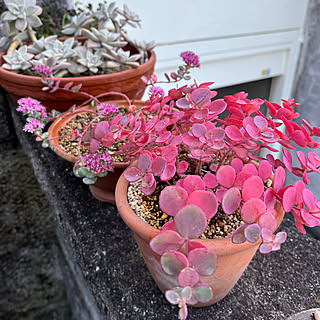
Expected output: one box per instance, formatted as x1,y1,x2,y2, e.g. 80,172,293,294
27,24,37,43
7,40,20,55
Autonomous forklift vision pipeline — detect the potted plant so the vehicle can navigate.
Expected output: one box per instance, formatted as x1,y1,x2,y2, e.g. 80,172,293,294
108,62,320,318
0,0,156,111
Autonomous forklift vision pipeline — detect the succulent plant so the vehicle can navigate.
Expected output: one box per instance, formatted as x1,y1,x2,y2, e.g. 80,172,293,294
42,38,76,62
61,11,95,37
27,35,57,56
2,45,34,70
0,0,42,32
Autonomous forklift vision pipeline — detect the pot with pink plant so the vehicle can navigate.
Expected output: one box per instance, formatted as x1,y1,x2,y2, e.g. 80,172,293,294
111,71,320,319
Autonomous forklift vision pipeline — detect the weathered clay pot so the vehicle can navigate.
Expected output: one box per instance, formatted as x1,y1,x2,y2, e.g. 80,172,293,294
115,170,285,306
48,100,145,204
0,48,155,112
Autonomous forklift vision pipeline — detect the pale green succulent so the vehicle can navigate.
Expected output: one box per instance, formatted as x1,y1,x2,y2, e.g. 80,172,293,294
93,1,117,29
101,48,142,69
2,45,34,70
32,56,71,77
0,0,42,32
62,12,95,37
42,38,76,62
27,35,57,56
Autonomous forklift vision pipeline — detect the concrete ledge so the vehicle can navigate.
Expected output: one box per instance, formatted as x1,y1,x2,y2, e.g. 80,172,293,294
7,96,320,320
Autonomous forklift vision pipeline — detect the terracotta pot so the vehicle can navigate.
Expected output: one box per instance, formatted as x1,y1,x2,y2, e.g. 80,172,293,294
0,48,155,112
115,171,285,306
48,100,146,204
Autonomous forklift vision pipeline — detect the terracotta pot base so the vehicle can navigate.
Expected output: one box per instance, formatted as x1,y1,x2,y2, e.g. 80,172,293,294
89,185,115,205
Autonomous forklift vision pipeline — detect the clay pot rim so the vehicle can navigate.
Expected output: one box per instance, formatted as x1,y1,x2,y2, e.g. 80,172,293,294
0,49,156,85
115,162,285,257
48,100,146,166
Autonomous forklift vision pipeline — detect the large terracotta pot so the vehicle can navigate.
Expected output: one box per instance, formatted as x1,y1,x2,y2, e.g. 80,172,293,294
48,100,146,204
0,49,155,112
115,171,285,306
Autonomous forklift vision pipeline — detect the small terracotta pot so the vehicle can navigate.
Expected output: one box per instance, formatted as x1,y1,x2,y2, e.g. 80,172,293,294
115,171,285,306
48,100,145,204
0,48,155,112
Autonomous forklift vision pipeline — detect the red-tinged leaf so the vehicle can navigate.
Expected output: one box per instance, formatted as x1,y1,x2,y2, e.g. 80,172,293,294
225,125,242,141
101,131,115,147
150,231,184,256
303,170,310,185
188,248,217,276
183,135,202,148
192,123,207,138
273,166,285,193
258,211,277,231
178,267,199,287
294,217,306,234
232,224,247,244
259,242,273,254
206,128,225,142
161,221,176,232
242,163,258,176
192,108,209,121
141,75,148,84
233,171,252,189
176,97,191,109
301,209,319,227
244,224,261,243
94,121,109,139
187,190,218,219
141,173,156,195
71,84,82,92
188,241,206,251
203,172,218,189
263,188,276,209
161,145,177,163
283,187,297,212
190,88,211,106
291,130,308,147
160,163,176,181
151,157,166,176
297,151,307,169
209,99,227,114
89,139,99,154
159,186,188,217
253,116,268,131
156,131,172,143
216,165,236,188
231,158,243,174
165,290,180,305
174,205,207,239
123,167,143,182
177,161,188,175
241,198,266,223
222,187,241,214
183,175,205,195
64,81,74,89
242,176,264,201
303,189,317,211
161,251,188,276
234,147,248,158
137,152,152,173
258,160,272,181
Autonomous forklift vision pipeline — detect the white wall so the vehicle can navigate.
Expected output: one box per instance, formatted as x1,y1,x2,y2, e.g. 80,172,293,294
79,0,309,102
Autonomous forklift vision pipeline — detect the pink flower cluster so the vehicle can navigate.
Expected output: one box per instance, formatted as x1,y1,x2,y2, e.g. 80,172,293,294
149,86,164,97
23,119,44,133
96,103,119,115
17,98,47,116
180,51,200,68
81,152,114,174
32,65,53,77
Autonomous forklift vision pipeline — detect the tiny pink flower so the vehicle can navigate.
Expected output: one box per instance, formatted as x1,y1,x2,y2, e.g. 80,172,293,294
32,65,53,77
81,152,114,174
23,119,44,133
17,97,47,116
149,86,164,97
97,103,119,115
180,51,200,68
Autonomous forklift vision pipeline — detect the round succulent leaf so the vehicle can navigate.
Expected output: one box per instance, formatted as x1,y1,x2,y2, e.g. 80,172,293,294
275,231,287,244
187,190,218,219
233,171,252,189
263,188,276,210
242,163,258,176
137,151,152,173
222,187,241,214
123,167,143,182
283,187,297,212
161,220,176,232
216,165,236,188
174,205,207,239
188,241,207,250
165,290,180,305
162,144,178,163
151,156,166,176
94,121,109,139
183,175,205,195
241,198,266,223
159,186,188,217
203,172,218,189
273,166,285,193
242,176,264,201
83,177,97,185
259,242,273,254
258,211,277,231
232,224,247,244
179,304,188,320
253,116,268,131
225,125,243,141
149,231,184,256
141,173,156,195
160,164,176,181
177,161,189,175
192,123,207,138
188,248,217,276
89,139,100,154
231,158,243,174
193,285,213,303
78,167,89,178
302,189,317,211
181,286,193,302
178,268,199,288
258,160,273,181
156,131,172,143
209,99,227,114
244,224,261,243
161,251,189,276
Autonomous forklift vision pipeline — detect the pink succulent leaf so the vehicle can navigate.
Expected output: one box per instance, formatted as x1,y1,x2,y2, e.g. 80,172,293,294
234,147,248,159
162,145,178,163
165,290,180,305
181,286,193,303
216,165,236,188
101,132,115,147
258,160,273,181
154,118,170,133
187,190,218,219
94,121,109,139
253,116,268,131
206,128,225,141
141,173,156,195
183,175,205,195
151,157,167,176
179,303,188,320
244,224,261,243
261,228,274,242
190,88,211,106
188,241,207,250
302,170,310,185
222,187,241,214
176,97,192,109
183,135,203,148
241,198,267,223
258,211,277,231
231,158,243,174
123,167,143,182
174,205,207,239
225,125,243,141
159,186,188,217
188,248,217,276
291,130,307,147
209,163,217,172
297,151,307,168
294,180,305,203
301,209,319,227
259,242,273,254
242,176,264,201
160,163,176,181
137,152,152,173
177,161,189,175
242,163,258,176
283,187,297,212
232,224,247,244
273,166,286,193
176,179,185,189
263,188,276,209
192,123,207,138
156,131,172,143
193,285,213,304
149,230,184,256
161,251,189,276
274,231,287,244
171,136,183,146
203,172,218,189
209,99,227,114
302,189,317,211
161,220,176,232
89,139,100,154
234,171,253,189
178,267,199,288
